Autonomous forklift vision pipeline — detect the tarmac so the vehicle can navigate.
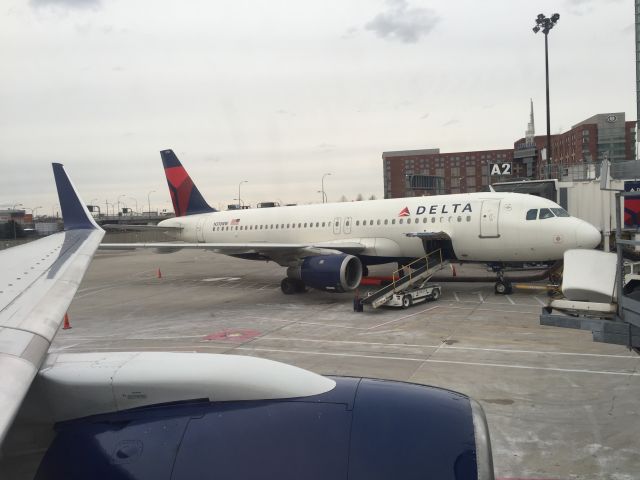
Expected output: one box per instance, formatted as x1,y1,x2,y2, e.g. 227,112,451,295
53,249,640,480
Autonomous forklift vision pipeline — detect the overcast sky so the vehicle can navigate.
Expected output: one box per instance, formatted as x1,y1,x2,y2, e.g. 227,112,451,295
0,0,635,214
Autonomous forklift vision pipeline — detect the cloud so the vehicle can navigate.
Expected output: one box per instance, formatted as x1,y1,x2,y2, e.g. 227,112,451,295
30,0,101,10
365,0,440,43
442,118,459,127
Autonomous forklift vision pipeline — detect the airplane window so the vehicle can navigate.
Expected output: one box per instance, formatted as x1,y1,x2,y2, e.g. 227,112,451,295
440,217,444,223
466,216,471,222
298,223,301,228
526,209,537,220
423,218,427,223
377,219,381,225
345,220,350,226
457,216,462,222
551,208,570,217
369,220,373,225
407,218,411,224
399,219,404,224
322,222,325,227
356,220,360,226
270,224,273,229
287,224,290,228
281,224,285,228
448,217,452,222
391,219,396,225
384,219,388,225
304,223,307,227
539,208,554,220
431,218,436,223
316,222,319,227
235,226,238,230
275,224,279,229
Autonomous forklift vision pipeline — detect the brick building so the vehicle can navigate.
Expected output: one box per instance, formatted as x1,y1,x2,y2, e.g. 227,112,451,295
383,110,636,199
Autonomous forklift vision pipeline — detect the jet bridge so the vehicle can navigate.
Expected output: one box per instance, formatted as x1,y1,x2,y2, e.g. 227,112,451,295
360,249,448,309
540,190,640,351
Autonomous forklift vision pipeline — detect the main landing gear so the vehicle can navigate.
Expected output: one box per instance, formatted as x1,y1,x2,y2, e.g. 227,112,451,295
280,278,307,295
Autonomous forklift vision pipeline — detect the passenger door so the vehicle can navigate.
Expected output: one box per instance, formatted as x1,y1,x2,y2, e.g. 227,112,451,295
196,217,207,242
333,217,342,234
344,217,352,234
479,200,500,238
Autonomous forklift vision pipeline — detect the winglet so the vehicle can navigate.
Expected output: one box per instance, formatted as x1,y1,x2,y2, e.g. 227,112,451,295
52,163,101,230
160,149,216,216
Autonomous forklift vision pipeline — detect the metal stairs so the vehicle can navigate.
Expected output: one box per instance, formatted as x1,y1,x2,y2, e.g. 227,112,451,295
360,249,448,309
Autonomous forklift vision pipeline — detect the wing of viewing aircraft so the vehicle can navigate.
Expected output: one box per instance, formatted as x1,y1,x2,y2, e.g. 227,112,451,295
0,163,104,446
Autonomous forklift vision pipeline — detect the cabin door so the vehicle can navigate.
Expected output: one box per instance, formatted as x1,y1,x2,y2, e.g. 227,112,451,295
479,200,500,238
196,217,207,242
344,217,352,234
333,217,342,234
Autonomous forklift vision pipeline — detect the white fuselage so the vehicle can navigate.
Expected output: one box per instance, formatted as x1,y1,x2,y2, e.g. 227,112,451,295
158,192,601,263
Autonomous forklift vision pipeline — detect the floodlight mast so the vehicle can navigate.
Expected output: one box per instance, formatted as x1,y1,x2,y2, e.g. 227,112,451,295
533,13,560,179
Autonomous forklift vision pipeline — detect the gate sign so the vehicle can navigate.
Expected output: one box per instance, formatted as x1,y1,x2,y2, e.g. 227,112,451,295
489,163,511,176
624,181,640,227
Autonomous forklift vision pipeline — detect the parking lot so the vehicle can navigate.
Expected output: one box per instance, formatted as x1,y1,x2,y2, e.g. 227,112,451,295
54,249,640,480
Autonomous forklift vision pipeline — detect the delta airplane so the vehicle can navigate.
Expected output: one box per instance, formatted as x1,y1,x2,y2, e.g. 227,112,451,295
104,149,601,294
0,164,495,479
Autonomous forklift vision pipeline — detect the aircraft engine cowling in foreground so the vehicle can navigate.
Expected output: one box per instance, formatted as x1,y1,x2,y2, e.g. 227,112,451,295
285,254,363,293
29,353,493,480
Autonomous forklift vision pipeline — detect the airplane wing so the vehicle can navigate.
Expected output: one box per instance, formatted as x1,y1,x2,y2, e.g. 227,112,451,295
0,163,104,445
100,240,366,258
102,223,182,232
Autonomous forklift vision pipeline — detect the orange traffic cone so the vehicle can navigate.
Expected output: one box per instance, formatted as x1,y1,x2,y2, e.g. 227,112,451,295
62,313,71,330
157,268,162,279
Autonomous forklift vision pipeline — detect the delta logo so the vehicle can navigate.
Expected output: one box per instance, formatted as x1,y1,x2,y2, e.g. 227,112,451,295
398,207,410,217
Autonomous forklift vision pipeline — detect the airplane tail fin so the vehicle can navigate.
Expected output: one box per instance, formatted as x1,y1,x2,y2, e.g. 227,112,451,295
52,163,101,231
160,149,216,217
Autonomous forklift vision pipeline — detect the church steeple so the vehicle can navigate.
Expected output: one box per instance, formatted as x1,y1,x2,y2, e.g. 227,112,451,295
525,99,535,147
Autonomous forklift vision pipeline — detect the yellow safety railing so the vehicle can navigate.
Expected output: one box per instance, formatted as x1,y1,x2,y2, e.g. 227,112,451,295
389,248,443,292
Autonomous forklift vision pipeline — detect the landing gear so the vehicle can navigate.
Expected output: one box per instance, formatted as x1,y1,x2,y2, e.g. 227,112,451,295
489,264,512,295
280,278,307,294
494,280,512,295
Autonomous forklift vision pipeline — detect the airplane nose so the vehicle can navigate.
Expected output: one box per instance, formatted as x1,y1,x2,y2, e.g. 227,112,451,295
575,222,601,249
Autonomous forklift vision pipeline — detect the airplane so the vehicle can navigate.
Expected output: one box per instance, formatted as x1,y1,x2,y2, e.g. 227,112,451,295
102,149,601,294
0,165,495,478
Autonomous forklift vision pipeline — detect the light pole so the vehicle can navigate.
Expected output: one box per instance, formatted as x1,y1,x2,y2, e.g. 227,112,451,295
147,190,155,218
129,197,138,215
321,173,331,203
11,203,22,239
533,13,560,179
105,200,112,216
28,206,42,219
317,190,326,203
117,194,126,216
238,180,248,208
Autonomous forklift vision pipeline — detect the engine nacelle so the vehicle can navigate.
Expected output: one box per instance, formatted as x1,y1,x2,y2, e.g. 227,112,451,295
287,254,363,292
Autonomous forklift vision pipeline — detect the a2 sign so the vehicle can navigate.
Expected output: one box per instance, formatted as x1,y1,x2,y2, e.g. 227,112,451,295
489,163,511,176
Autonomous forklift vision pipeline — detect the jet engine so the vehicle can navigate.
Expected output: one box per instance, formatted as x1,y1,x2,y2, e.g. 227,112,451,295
287,254,363,292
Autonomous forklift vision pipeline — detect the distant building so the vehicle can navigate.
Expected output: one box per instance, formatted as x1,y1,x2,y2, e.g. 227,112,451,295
383,108,637,198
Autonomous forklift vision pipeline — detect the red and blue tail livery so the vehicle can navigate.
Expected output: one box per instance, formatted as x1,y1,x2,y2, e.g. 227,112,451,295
161,149,216,217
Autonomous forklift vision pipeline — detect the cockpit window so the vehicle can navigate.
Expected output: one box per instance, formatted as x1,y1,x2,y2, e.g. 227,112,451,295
526,209,537,220
539,208,554,220
551,208,570,217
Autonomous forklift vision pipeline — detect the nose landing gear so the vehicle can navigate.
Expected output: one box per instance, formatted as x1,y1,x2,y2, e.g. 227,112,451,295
489,264,512,295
